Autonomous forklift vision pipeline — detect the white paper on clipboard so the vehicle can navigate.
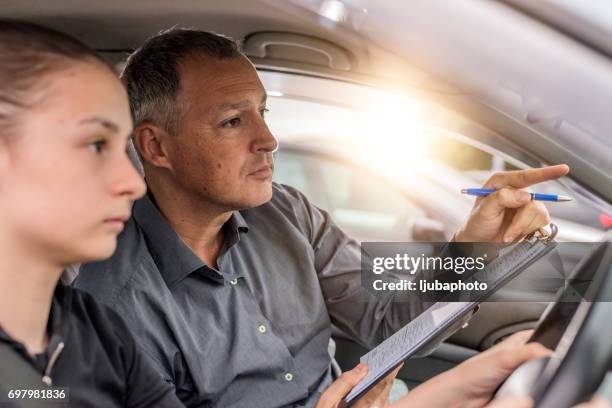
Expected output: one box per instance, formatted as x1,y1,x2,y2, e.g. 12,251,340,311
345,302,470,401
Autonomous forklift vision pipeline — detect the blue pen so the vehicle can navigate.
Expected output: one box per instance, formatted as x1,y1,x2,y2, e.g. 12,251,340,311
461,188,573,202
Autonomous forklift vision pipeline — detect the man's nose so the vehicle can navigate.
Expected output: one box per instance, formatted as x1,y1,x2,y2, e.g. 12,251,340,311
252,119,278,154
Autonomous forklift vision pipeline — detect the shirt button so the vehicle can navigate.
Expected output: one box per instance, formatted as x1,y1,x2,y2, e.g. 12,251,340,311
257,324,267,333
229,278,238,285
284,372,294,382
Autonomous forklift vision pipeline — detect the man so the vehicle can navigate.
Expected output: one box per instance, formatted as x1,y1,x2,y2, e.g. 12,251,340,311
75,28,568,407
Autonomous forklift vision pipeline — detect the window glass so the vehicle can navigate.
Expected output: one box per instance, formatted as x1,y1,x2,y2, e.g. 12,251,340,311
272,151,326,209
274,149,426,241
429,135,609,234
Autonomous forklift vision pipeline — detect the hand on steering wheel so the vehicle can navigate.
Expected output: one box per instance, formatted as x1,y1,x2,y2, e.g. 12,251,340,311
390,330,550,407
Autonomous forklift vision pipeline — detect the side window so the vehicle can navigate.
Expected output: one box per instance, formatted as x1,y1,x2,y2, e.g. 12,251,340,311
432,136,608,234
318,159,421,213
273,152,309,193
315,157,425,241
273,150,327,209
312,157,424,240
274,149,426,241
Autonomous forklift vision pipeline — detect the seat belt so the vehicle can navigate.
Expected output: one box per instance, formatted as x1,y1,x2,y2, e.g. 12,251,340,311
0,342,68,407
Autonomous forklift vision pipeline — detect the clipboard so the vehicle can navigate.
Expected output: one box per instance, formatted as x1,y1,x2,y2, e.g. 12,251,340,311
341,225,559,407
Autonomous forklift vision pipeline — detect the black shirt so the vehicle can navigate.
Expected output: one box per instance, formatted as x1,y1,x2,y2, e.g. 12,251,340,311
0,283,184,407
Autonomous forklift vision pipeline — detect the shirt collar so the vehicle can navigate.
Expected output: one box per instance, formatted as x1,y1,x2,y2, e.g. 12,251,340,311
230,210,249,234
224,210,249,249
132,192,249,288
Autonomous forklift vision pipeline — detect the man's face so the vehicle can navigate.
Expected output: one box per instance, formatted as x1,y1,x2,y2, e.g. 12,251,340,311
164,55,277,211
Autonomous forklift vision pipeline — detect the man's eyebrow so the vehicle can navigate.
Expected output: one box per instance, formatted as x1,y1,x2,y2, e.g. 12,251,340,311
218,95,268,112
78,117,119,133
218,100,251,111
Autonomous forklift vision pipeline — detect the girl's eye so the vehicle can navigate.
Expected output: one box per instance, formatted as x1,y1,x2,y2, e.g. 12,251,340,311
88,140,106,154
222,117,241,128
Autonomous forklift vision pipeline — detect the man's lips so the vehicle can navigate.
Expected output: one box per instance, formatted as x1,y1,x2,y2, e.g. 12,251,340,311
248,165,274,177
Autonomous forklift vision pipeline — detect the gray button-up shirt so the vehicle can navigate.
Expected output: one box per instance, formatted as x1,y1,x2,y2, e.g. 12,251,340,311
75,183,424,407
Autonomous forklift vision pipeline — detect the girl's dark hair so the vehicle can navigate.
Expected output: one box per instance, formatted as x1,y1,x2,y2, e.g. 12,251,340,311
0,19,111,138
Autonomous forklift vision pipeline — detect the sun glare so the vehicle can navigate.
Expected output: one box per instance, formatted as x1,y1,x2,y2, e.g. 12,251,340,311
354,91,429,182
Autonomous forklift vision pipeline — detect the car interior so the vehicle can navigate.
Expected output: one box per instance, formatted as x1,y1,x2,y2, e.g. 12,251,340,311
3,0,612,405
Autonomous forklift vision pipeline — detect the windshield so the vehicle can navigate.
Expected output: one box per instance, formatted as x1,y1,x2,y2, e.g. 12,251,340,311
261,71,611,239
276,0,612,204
547,0,612,32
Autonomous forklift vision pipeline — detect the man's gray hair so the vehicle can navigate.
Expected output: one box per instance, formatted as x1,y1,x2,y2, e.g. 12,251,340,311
121,28,241,135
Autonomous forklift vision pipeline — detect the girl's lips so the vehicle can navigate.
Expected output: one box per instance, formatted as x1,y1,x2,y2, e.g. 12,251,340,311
103,215,130,230
103,220,125,231
104,215,130,223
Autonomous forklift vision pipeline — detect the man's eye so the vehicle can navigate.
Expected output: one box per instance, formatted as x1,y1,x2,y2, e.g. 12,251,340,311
260,108,269,118
88,140,107,154
222,117,241,128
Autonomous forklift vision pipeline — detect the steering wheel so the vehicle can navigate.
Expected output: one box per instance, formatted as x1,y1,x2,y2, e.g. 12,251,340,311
494,233,612,407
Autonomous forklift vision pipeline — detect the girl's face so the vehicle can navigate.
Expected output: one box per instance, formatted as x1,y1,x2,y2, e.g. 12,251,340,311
0,62,146,265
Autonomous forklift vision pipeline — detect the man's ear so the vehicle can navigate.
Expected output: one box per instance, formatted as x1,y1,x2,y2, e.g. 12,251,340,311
133,123,173,170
